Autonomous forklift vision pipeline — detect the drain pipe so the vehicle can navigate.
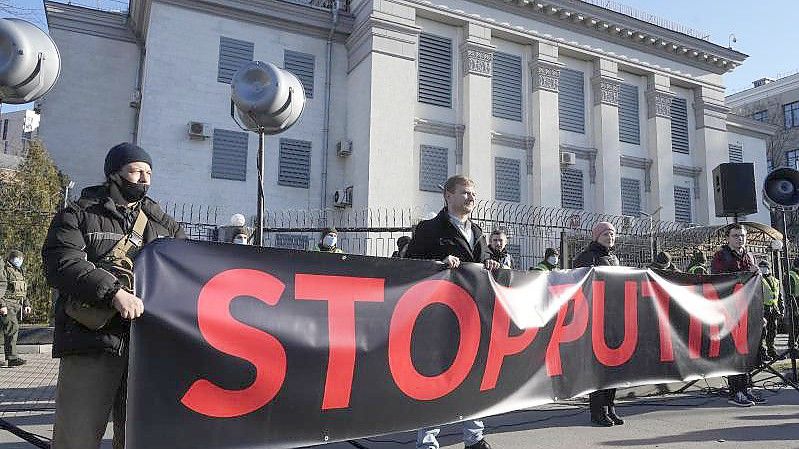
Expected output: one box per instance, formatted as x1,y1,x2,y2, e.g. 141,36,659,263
320,0,340,210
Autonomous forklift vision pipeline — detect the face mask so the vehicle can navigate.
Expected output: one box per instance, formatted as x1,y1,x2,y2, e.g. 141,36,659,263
547,256,558,266
761,268,770,275
114,176,149,202
323,235,337,248
233,236,248,245
10,258,22,268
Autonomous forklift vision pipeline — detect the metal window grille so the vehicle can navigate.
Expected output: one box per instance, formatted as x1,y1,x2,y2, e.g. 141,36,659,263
418,33,452,108
278,139,312,188
492,52,523,121
728,144,743,163
618,84,640,144
559,68,585,133
671,97,690,154
674,186,692,223
284,50,315,98
495,157,521,202
620,177,641,217
419,145,448,192
217,37,254,84
561,168,584,209
211,129,248,181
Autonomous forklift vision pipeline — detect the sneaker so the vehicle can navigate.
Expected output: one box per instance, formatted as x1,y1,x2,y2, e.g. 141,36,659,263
7,358,26,367
728,391,754,407
465,440,491,449
745,389,767,404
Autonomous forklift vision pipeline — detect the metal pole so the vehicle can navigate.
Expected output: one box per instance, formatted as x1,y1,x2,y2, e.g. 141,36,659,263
257,129,265,246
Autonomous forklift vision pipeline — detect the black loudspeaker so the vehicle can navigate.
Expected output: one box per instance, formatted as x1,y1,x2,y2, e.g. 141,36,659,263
763,168,799,210
713,163,757,217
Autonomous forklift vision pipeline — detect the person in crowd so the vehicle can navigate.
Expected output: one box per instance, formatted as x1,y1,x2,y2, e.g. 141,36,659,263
759,260,783,361
648,251,680,271
787,257,799,351
573,221,624,426
42,142,185,449
487,228,513,268
531,247,559,271
314,227,343,253
0,249,31,367
710,224,765,407
404,174,499,449
686,250,709,275
392,236,411,258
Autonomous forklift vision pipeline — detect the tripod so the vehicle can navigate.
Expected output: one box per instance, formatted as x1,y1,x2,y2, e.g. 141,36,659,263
750,208,799,392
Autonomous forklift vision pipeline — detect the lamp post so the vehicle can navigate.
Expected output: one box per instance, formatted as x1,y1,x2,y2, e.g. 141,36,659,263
640,205,663,261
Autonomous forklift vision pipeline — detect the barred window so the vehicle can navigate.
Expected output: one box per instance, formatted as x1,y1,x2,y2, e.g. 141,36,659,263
671,97,689,154
418,33,452,108
559,68,585,133
674,186,692,223
218,37,254,84
620,178,641,217
561,168,584,210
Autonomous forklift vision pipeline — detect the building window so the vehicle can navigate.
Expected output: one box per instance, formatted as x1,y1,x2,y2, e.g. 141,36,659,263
785,101,799,129
752,110,768,122
492,52,523,121
674,186,692,223
211,129,248,181
671,97,689,154
418,33,452,108
217,37,254,84
284,50,315,99
728,144,743,163
495,157,521,202
278,139,312,188
620,177,641,217
274,233,310,250
561,168,584,210
618,84,640,145
787,149,799,169
419,145,448,192
559,68,585,133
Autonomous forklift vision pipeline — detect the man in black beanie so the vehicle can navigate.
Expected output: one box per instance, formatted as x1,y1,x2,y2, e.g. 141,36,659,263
43,142,184,449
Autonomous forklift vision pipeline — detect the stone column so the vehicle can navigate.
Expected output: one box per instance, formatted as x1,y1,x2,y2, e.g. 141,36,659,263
591,58,622,215
346,0,420,209
645,73,676,221
529,41,562,207
460,23,495,192
693,85,730,224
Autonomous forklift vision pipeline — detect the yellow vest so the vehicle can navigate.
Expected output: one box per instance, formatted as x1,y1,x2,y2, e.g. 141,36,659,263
761,275,780,306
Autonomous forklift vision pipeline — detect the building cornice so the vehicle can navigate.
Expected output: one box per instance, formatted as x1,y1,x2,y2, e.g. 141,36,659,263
129,0,354,43
726,73,799,107
491,0,744,74
726,113,780,139
45,2,138,44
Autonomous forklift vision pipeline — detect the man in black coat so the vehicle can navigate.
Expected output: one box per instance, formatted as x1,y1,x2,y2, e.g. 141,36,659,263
404,174,498,449
42,143,185,449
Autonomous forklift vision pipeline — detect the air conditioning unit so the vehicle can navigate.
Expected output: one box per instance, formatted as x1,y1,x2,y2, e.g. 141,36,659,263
333,186,353,208
560,151,577,165
337,139,353,157
188,121,210,140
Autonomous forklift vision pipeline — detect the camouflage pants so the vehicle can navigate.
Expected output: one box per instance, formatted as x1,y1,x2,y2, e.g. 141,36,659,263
0,302,20,360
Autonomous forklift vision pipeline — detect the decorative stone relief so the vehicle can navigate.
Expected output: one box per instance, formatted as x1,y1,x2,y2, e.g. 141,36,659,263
591,77,620,106
531,62,561,92
645,89,674,119
461,44,493,77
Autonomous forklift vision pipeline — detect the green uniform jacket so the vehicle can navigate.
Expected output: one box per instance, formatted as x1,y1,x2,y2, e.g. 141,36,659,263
0,261,28,309
761,274,781,306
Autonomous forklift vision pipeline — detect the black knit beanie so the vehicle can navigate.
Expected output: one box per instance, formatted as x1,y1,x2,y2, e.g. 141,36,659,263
104,143,153,177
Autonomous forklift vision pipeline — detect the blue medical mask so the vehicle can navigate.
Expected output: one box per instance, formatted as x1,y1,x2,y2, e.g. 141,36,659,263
323,235,337,248
10,258,22,268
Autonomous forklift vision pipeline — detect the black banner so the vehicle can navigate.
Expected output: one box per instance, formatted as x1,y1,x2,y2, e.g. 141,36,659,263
128,239,762,449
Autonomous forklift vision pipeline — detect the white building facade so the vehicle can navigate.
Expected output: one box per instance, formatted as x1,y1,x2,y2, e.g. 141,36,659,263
39,0,773,224
0,109,40,158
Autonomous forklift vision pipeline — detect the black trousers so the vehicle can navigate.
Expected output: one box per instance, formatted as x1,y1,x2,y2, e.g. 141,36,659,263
589,388,616,408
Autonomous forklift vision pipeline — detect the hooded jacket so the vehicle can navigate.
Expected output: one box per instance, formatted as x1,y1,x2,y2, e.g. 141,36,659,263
42,184,185,357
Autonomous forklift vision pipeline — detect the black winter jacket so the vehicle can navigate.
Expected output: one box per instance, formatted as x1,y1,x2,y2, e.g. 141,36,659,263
573,241,620,268
42,184,185,357
404,208,490,263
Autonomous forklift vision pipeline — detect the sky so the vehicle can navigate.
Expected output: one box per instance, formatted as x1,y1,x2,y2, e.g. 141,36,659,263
3,0,798,111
